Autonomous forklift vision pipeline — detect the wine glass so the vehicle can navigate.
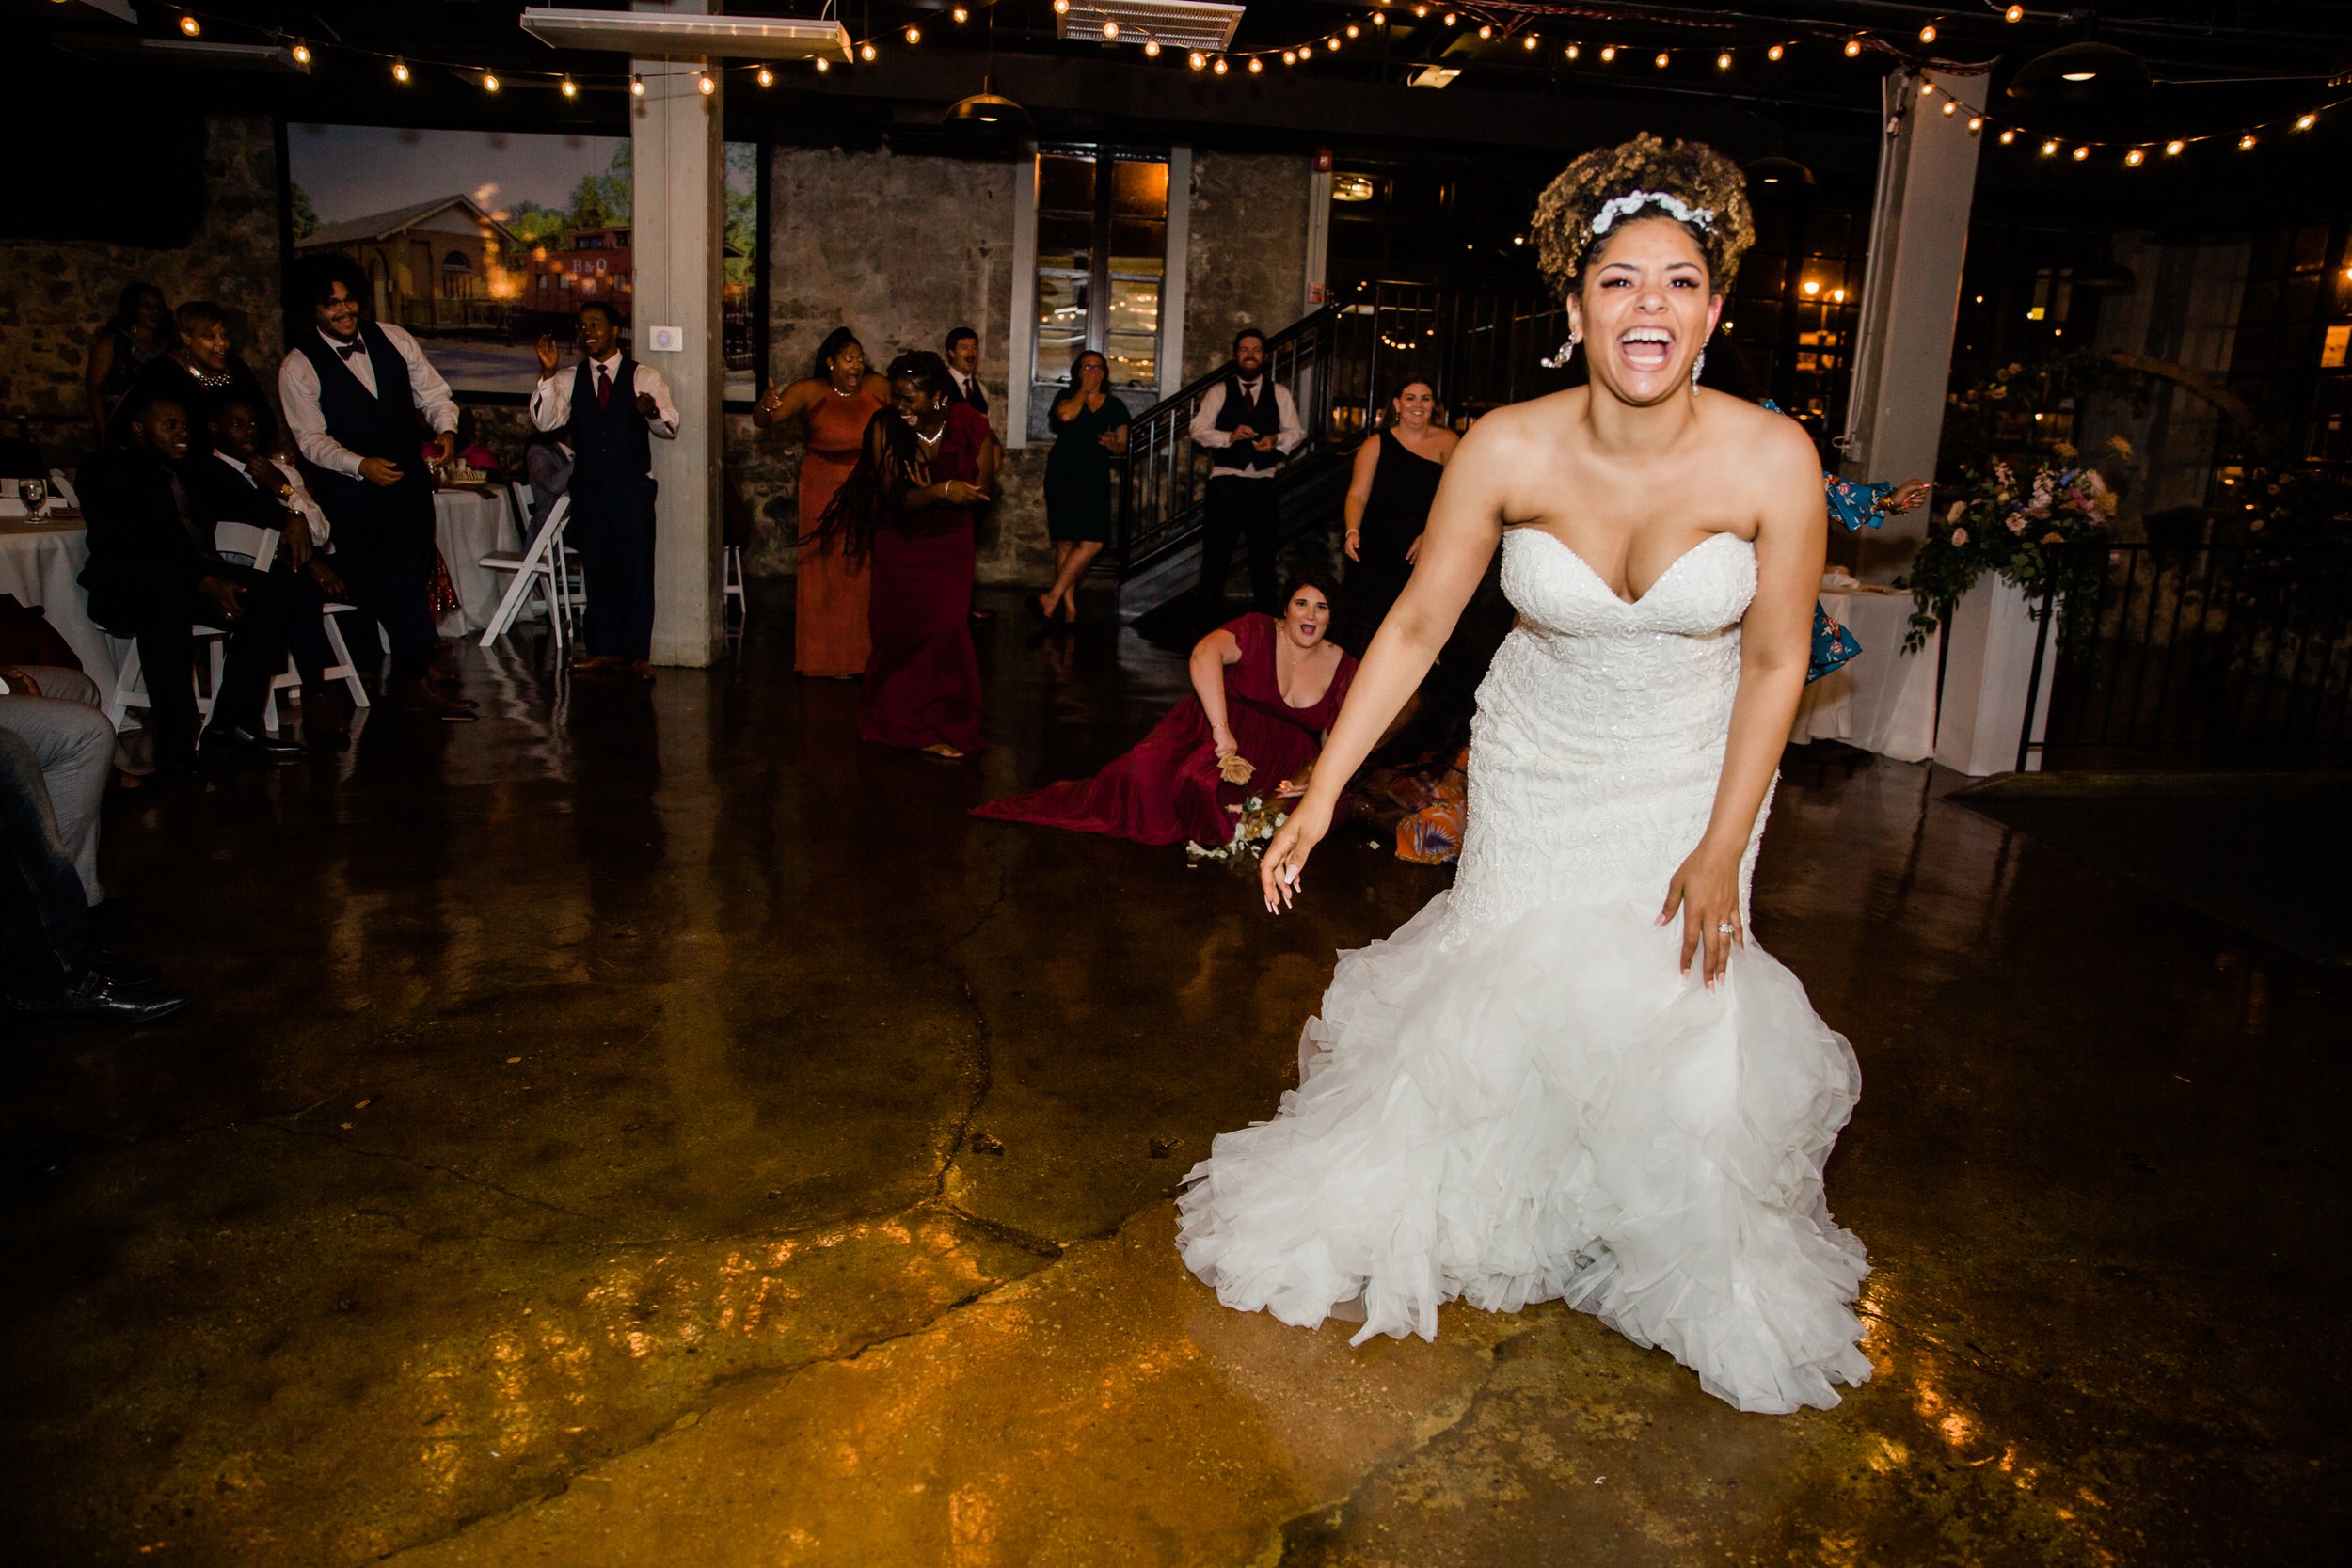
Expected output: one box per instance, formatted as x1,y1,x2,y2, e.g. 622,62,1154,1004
18,476,47,521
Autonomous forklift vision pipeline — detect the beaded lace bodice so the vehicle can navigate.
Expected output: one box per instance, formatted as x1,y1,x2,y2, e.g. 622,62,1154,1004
1446,527,1764,941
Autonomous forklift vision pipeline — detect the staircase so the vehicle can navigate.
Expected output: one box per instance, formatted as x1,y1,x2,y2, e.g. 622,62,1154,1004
1109,283,1574,623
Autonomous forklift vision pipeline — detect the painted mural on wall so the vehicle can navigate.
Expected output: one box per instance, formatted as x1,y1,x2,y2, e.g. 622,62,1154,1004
287,124,758,399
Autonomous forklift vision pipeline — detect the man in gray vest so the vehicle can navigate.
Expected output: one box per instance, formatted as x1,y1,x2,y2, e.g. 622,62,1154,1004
1187,326,1303,623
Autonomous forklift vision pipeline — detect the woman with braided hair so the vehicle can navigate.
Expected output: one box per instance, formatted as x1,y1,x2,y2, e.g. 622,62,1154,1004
803,351,999,757
1177,135,1873,1413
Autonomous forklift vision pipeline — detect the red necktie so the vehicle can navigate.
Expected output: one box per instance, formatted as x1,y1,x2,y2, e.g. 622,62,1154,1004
596,365,612,410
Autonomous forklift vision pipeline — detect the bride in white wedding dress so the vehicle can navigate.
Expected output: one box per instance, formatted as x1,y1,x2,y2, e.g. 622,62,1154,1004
1176,135,1872,1415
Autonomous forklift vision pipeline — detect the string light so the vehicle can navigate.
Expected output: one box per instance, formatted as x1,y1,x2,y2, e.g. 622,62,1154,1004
1188,50,1206,70
1248,55,1263,72
1213,55,1228,73
178,14,199,38
1920,79,1936,97
813,57,829,73
1477,24,1492,39
1054,0,1070,10
1967,116,1983,133
290,40,311,66
1565,43,1580,59
755,66,771,87
2005,5,2025,21
1101,20,1119,40
1654,52,1669,68
2071,144,2089,160
1373,13,1387,26
392,57,411,83
483,71,501,93
562,76,580,98
2296,112,2317,129
1845,39,1863,57
860,41,877,61
1718,52,1732,70
904,25,920,44
2124,148,2145,166
1347,23,1360,38
629,71,644,92
1942,100,1959,116
1768,44,1784,61
1999,128,2016,144
1529,36,1544,53
1282,49,1296,64
1145,40,1161,57
1920,24,1937,44
2041,139,2059,156
1600,45,1616,62
954,7,969,21
1442,11,1457,24
2238,134,2257,149
696,71,716,95
2164,138,2185,155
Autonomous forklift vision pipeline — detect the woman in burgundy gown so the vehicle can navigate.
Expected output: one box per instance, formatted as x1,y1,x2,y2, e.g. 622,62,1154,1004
804,351,1000,757
976,574,1357,846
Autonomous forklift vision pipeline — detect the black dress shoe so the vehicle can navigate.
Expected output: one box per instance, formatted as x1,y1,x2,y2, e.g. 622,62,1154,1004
203,724,305,763
6,972,191,1024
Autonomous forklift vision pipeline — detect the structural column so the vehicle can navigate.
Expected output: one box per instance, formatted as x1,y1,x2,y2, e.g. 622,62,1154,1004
631,8,723,667
1841,67,1985,581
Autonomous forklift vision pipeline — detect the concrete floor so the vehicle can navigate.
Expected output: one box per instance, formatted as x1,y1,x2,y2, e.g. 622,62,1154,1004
3,587,2344,1566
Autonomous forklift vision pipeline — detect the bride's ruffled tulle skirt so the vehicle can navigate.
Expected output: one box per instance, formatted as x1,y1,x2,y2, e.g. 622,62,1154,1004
1175,891,1871,1415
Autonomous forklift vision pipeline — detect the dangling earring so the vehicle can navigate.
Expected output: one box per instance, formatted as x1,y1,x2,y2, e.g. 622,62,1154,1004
1691,348,1708,388
1543,331,1581,371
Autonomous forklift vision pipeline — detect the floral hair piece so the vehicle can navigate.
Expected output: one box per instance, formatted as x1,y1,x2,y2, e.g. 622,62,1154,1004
1589,190,1717,239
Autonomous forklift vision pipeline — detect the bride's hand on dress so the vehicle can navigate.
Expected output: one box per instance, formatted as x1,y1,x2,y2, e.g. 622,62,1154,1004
1659,847,1744,988
1260,799,1329,913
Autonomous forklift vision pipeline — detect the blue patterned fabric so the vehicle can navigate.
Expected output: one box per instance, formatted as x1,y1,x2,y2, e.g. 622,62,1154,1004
1760,401,1879,684
1809,603,1862,683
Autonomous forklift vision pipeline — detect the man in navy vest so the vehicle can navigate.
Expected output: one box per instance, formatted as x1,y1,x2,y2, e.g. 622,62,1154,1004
277,255,476,721
530,302,679,680
1187,326,1304,624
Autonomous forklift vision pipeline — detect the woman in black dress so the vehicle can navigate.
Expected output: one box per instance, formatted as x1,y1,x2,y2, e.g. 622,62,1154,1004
1338,376,1457,654
114,301,275,461
84,281,171,438
1032,349,1130,624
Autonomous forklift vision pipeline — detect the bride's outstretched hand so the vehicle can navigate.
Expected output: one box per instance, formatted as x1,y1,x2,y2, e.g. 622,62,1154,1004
1659,847,1743,988
1261,797,1331,913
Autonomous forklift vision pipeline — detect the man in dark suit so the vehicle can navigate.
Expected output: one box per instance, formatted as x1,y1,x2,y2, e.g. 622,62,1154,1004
186,399,352,743
943,326,989,417
76,390,302,774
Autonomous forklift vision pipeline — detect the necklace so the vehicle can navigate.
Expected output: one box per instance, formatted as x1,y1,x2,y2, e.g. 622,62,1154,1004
182,358,231,391
831,378,860,397
915,424,945,450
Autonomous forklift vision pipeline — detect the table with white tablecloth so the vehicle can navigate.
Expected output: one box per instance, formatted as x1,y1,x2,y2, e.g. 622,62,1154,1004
0,515,124,694
1790,583,1941,763
433,486,524,636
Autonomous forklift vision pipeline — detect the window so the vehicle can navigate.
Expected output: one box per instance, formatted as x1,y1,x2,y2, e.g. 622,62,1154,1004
1029,148,1168,436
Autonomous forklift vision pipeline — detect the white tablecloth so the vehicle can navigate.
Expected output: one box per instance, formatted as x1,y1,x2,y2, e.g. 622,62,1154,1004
1792,585,1940,763
434,487,522,635
0,516,125,694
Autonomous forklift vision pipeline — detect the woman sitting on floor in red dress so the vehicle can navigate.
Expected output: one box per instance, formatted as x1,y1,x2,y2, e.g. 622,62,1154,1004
975,574,1357,847
804,351,1000,758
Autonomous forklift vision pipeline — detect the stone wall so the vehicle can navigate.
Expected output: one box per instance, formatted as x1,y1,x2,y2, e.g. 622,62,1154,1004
0,115,282,463
1182,152,1315,384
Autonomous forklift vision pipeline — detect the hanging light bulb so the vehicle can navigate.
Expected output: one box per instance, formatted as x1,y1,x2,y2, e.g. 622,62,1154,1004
954,7,969,21
1145,40,1161,57
1373,13,1387,27
1188,50,1206,70
1967,116,1983,133
484,71,502,93
860,41,877,61
1054,0,1070,10
290,40,312,66
2238,134,2257,149
1920,24,1937,44
1599,45,1616,63
1845,39,1863,57
1213,55,1228,74
1565,43,1580,60
2005,5,2025,21
2071,144,2089,160
1347,24,1360,39
696,71,716,95
2124,148,2145,166
814,57,830,73
1102,20,1119,39
904,25,921,44
1282,49,1296,64
178,14,199,38
2040,138,2058,155
2296,113,2317,130
562,77,580,98
629,71,644,92
1768,44,1785,62
1442,12,1457,26
1654,52,1669,69
1921,79,1936,97
755,66,772,87
1942,100,1959,116
1477,24,1492,39
1718,52,1732,70
2164,138,2185,155
1248,55,1263,73
1999,128,2016,144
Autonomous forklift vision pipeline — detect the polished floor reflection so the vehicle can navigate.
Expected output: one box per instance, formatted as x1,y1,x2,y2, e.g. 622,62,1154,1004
2,588,2343,1566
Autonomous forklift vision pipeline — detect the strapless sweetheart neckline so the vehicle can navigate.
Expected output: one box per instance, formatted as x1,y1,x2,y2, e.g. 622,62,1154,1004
1509,526,1749,609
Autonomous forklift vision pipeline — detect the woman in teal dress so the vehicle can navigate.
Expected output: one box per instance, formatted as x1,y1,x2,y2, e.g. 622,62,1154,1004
1031,349,1130,624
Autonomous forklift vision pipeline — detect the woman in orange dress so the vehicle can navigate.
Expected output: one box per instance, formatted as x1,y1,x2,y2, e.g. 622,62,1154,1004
755,327,889,676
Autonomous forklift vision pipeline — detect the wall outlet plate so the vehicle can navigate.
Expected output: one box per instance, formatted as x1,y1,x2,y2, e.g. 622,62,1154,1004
647,325,684,353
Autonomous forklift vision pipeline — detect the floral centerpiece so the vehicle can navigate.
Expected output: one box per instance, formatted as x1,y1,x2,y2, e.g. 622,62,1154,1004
1903,437,2127,652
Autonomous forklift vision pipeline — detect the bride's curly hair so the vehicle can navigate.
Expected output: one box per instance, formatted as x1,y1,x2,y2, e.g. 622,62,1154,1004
1532,133,1756,299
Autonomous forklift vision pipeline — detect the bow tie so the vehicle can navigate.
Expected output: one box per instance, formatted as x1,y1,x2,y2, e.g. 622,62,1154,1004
334,341,365,361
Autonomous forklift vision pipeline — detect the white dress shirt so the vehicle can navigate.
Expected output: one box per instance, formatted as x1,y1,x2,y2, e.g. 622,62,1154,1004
529,352,681,457
1188,378,1306,476
214,451,332,547
277,324,459,480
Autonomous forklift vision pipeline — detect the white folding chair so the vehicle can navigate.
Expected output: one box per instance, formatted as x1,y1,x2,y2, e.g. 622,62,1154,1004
195,522,373,736
46,468,79,510
724,544,747,626
508,481,582,642
478,494,570,649
104,529,260,734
